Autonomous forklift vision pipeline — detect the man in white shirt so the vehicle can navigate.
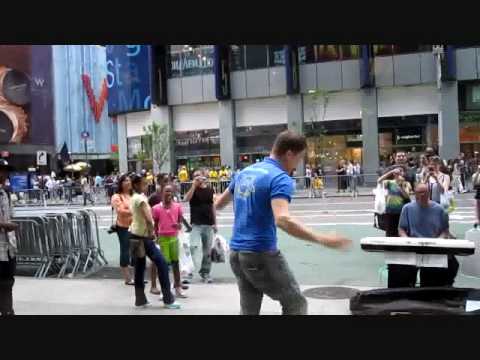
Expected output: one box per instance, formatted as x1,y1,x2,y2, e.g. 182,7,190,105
81,175,94,206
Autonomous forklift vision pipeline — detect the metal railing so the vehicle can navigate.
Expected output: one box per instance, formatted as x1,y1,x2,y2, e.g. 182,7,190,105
13,208,107,278
12,186,113,207
175,175,379,200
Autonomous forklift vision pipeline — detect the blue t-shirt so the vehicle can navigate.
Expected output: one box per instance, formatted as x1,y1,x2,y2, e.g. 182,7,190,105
228,157,294,252
398,200,449,238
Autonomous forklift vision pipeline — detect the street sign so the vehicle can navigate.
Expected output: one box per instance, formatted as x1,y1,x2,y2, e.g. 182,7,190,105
81,131,90,139
36,151,47,166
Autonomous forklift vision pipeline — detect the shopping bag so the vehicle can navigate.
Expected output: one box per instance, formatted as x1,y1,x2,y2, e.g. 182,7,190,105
178,232,194,275
441,191,456,213
210,233,229,263
373,182,388,230
373,182,387,215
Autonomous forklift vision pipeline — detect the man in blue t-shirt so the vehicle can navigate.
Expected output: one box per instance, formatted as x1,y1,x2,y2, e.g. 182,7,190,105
215,131,352,315
391,183,459,288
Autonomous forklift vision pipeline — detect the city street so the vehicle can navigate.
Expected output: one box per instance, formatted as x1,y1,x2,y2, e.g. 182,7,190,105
83,193,480,288
11,193,480,315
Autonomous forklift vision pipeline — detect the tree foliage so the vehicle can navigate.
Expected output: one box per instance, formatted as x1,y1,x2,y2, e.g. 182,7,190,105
143,121,169,173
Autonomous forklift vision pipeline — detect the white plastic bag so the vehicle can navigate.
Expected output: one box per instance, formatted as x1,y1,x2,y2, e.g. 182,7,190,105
373,182,387,215
210,234,229,263
178,232,195,276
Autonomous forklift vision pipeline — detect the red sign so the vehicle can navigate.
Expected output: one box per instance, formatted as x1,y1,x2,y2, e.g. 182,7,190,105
81,74,108,123
111,144,119,153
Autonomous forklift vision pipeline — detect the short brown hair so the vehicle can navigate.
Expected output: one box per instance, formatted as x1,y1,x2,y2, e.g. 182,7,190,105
272,130,307,157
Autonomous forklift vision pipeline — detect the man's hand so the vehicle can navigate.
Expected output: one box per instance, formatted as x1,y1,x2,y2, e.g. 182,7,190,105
212,224,218,233
317,233,352,250
192,177,202,189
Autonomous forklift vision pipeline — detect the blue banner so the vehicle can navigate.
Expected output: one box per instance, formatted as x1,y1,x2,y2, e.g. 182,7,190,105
9,172,29,192
106,45,152,116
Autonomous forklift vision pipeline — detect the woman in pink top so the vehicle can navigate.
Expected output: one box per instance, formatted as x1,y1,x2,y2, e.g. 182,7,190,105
151,185,190,298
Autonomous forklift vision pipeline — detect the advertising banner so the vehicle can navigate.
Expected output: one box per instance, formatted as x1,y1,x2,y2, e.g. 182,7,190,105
106,45,152,115
0,45,54,145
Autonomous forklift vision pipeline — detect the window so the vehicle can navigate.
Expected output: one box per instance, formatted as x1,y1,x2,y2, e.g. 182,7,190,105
268,45,285,67
298,45,316,64
317,45,340,62
230,45,245,71
168,46,183,78
374,45,433,56
392,45,427,55
245,45,268,70
374,45,394,56
167,45,214,77
339,45,360,60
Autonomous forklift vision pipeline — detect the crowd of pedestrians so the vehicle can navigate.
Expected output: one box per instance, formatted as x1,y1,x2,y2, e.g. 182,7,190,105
376,147,480,289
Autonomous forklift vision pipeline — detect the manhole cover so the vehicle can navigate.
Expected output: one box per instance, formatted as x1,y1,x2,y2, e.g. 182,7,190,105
303,286,359,300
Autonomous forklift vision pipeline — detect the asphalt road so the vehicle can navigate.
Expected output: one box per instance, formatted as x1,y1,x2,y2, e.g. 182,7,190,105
71,193,480,288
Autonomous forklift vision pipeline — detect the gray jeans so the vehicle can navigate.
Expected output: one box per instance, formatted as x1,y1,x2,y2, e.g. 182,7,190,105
190,225,214,277
230,250,307,315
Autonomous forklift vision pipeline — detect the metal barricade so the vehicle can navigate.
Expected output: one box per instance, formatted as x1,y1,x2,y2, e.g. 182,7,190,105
13,208,107,278
12,185,111,207
292,174,379,199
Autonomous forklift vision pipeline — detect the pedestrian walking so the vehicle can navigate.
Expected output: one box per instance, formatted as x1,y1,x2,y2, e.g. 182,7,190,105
81,174,94,206
151,185,190,298
0,159,18,316
336,160,348,192
472,166,480,225
183,168,217,283
129,174,180,309
110,174,134,286
178,166,189,200
305,165,312,191
214,131,352,315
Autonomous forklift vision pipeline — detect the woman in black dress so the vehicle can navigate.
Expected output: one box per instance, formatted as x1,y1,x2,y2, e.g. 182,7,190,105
336,160,347,192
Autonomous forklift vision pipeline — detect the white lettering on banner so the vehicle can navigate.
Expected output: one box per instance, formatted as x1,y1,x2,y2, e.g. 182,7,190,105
175,136,220,146
33,77,45,87
119,89,140,110
143,96,151,109
396,135,421,141
106,60,115,88
126,45,141,57
171,56,214,72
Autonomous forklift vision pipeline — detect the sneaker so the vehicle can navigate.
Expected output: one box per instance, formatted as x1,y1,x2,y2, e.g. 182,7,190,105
150,288,161,295
201,275,213,284
181,284,189,290
175,288,188,299
164,302,181,310
182,278,191,285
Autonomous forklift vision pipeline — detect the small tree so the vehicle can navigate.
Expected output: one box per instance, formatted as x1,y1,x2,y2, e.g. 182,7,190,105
307,89,330,165
143,121,170,175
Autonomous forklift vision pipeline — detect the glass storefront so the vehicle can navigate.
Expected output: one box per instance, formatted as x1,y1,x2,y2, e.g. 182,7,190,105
236,124,288,169
175,129,220,173
378,115,438,163
304,119,362,173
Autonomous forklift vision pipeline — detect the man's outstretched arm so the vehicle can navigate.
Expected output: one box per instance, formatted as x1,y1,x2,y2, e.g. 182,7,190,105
271,198,351,250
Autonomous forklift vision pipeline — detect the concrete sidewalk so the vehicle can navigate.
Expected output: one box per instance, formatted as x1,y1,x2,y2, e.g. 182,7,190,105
12,277,371,315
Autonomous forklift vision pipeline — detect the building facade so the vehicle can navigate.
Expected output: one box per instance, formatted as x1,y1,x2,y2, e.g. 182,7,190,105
116,45,480,177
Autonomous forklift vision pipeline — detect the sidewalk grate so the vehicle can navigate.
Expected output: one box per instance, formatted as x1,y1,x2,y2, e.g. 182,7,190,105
303,286,359,300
